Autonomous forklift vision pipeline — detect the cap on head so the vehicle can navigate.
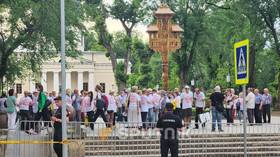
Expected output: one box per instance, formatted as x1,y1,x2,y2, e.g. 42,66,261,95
184,85,190,89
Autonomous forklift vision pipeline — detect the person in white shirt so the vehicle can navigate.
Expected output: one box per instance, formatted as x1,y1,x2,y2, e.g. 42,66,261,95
127,86,142,128
246,88,255,124
234,93,243,123
140,90,149,130
18,91,33,131
152,89,161,122
180,86,193,128
147,88,155,128
107,90,117,127
0,93,7,112
194,88,205,129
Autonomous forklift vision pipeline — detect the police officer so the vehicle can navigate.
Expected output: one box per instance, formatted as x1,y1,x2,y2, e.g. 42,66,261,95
157,102,183,157
51,96,65,157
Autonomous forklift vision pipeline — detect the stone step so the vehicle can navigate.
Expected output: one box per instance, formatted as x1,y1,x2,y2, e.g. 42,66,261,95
84,151,280,157
85,146,280,155
84,141,280,149
82,136,280,145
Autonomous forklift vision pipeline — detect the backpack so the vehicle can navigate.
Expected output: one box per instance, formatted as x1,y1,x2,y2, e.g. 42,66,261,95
96,94,108,110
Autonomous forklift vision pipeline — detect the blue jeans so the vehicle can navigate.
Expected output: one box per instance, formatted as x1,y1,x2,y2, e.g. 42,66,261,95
211,106,222,130
148,108,156,128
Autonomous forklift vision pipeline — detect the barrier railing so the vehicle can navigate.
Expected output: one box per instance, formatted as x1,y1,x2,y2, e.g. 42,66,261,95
1,120,280,157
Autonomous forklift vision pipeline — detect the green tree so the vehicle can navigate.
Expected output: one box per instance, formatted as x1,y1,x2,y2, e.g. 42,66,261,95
110,0,150,90
0,0,84,91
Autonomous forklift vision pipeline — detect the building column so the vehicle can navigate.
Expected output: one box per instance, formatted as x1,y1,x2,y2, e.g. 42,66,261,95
53,71,59,93
41,71,47,90
29,79,35,92
88,72,94,91
77,71,83,91
66,71,71,89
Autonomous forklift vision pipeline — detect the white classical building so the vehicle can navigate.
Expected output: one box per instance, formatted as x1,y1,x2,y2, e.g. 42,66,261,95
15,51,117,95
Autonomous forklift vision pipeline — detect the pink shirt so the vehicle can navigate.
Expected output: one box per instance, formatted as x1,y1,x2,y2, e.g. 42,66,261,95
129,93,140,105
181,92,193,109
108,95,117,112
81,96,93,112
19,96,32,110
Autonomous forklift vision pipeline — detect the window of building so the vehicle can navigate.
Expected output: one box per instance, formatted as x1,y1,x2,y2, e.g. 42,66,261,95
16,84,22,94
83,83,88,91
100,83,105,93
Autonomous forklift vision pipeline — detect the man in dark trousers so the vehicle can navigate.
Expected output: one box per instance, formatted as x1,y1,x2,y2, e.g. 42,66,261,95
157,102,183,157
51,96,68,157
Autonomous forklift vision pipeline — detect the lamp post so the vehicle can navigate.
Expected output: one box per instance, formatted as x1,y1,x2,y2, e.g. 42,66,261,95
147,4,183,90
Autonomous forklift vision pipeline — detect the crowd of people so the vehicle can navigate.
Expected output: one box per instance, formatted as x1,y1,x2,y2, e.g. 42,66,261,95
0,83,273,133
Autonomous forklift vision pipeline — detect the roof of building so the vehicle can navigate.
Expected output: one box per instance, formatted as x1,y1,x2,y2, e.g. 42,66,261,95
172,24,184,32
155,4,175,15
147,25,158,32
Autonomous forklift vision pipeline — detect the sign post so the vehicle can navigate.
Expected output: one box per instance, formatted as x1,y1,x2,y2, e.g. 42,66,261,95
234,39,249,157
60,0,68,157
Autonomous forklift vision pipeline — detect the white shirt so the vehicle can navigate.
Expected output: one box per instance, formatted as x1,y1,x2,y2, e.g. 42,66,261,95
152,93,161,109
181,92,193,109
246,92,255,109
107,95,117,112
194,92,205,108
140,95,149,112
82,96,93,112
147,94,153,109
18,96,32,110
225,94,234,109
0,98,7,111
128,93,140,110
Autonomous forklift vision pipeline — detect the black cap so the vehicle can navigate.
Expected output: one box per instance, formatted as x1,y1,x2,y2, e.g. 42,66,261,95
165,102,173,110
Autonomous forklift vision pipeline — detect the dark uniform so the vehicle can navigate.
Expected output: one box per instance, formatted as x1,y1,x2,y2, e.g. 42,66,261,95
157,103,183,157
53,107,63,157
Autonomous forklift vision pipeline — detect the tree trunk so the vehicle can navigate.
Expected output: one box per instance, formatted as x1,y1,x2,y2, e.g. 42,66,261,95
123,32,132,75
179,68,186,89
249,43,256,87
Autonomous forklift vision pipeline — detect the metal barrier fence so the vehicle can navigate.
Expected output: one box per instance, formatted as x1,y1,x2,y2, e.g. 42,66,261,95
1,121,280,157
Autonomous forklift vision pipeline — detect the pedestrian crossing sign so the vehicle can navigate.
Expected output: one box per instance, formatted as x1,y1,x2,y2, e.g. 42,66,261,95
234,39,249,85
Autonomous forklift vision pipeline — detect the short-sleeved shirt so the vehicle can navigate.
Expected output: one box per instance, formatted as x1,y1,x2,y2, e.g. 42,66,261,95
255,94,262,104
107,95,117,112
140,95,149,112
210,92,225,107
19,96,32,110
194,92,205,108
6,96,17,113
262,94,272,105
156,112,183,140
129,93,140,105
181,92,193,109
152,93,161,109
